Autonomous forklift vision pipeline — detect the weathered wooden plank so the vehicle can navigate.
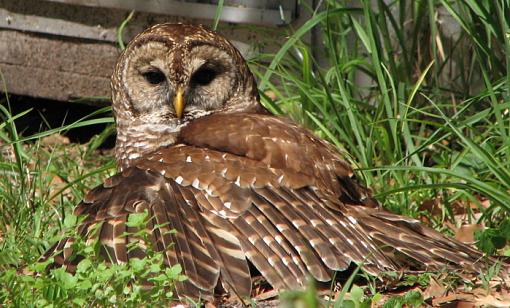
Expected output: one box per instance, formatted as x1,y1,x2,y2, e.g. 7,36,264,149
0,30,116,103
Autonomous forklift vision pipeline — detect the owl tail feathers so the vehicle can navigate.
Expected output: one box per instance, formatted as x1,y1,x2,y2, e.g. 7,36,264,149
349,207,507,276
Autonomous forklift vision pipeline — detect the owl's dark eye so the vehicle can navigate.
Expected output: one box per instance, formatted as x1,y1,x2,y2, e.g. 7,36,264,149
191,65,219,86
142,69,166,85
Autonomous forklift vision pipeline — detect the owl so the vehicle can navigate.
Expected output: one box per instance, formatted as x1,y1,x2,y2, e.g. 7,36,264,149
47,23,491,301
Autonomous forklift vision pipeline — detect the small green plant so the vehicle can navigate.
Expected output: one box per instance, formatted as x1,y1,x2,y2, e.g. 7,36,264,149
0,211,187,307
338,284,379,308
279,279,320,308
478,259,504,291
382,290,424,308
476,218,510,255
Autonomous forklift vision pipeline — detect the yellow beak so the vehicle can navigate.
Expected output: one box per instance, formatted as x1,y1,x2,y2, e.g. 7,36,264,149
173,86,185,119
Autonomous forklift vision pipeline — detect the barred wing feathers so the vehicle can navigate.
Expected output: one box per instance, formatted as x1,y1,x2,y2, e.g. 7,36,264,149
46,113,487,299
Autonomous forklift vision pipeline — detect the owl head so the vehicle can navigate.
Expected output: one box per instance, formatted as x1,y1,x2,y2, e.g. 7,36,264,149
111,23,263,167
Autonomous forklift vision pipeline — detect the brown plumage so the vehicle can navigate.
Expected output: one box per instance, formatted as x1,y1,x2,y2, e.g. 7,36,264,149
46,23,491,300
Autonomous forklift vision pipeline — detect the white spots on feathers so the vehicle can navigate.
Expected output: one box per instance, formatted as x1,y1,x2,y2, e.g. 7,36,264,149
205,187,214,196
276,224,289,232
132,142,148,148
277,174,284,184
224,202,232,209
220,168,228,176
347,216,358,224
310,219,322,227
223,246,245,259
268,256,277,266
128,153,141,160
458,251,469,258
262,236,273,245
282,257,290,266
234,176,241,187
186,155,192,163
192,178,200,189
248,235,257,245
292,219,306,228
309,238,321,247
175,176,184,185
294,245,305,253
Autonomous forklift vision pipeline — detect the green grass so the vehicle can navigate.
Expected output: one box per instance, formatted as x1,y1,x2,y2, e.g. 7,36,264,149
1,0,510,306
250,0,510,230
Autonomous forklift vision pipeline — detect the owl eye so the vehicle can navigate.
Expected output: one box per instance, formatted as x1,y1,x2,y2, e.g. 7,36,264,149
191,65,219,86
142,69,166,85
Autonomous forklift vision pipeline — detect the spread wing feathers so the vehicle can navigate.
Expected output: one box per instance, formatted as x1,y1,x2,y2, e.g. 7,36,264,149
45,168,224,299
134,143,488,287
350,207,486,271
45,112,491,300
179,113,375,204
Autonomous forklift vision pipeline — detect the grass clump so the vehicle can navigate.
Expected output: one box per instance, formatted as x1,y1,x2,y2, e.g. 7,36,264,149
1,211,186,306
250,0,510,247
0,100,186,306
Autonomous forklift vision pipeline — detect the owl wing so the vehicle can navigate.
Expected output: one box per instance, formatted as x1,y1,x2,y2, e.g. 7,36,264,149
46,113,488,300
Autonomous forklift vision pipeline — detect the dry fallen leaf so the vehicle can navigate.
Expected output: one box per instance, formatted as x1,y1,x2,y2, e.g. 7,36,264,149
454,224,483,244
423,277,447,299
473,293,510,307
432,293,474,306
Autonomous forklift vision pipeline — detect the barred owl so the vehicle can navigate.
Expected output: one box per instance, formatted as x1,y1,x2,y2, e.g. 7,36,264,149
47,23,489,300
